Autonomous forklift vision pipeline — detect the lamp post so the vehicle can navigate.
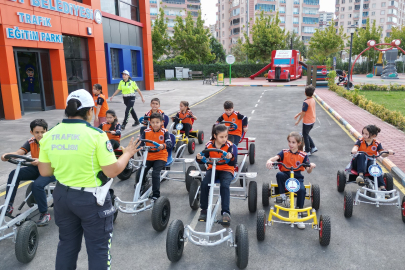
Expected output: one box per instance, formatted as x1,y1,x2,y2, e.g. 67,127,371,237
347,25,357,90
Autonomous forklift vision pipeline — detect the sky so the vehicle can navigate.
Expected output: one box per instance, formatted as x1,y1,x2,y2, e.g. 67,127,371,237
201,0,335,26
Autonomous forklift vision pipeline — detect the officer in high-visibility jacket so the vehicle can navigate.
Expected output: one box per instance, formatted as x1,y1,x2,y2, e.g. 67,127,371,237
38,89,141,270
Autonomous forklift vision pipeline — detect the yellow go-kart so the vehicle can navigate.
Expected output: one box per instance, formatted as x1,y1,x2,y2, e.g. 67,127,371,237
169,116,204,156
257,162,331,246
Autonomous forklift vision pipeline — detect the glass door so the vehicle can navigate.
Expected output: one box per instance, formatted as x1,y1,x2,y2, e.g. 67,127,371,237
39,52,55,110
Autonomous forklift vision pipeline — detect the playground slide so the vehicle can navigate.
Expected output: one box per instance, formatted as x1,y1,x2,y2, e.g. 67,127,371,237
249,63,273,79
299,61,307,70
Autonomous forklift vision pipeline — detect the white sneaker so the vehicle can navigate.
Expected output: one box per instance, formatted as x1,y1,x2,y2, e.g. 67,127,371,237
306,152,311,156
296,213,305,230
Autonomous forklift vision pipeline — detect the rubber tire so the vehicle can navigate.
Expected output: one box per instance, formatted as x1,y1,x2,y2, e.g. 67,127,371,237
337,170,346,193
384,173,394,191
311,184,320,210
344,191,353,218
25,182,36,208
166,219,184,262
249,144,255,165
401,196,405,223
319,215,331,247
185,165,196,192
198,131,204,144
117,167,133,181
256,210,266,241
287,75,290,82
235,224,249,269
240,162,248,187
189,180,200,210
15,220,38,263
109,189,118,223
248,181,257,213
175,141,183,158
151,196,171,232
188,138,196,154
262,183,270,207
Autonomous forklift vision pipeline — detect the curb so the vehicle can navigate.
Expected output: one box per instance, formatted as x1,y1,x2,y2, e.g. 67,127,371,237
224,84,307,87
314,93,405,187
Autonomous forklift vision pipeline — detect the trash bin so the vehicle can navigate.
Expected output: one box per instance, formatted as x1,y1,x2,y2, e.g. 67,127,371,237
165,69,174,80
175,67,183,80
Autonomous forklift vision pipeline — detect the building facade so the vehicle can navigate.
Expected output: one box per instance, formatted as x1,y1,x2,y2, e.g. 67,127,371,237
335,0,405,38
215,0,320,54
319,11,334,30
0,0,154,120
149,0,201,37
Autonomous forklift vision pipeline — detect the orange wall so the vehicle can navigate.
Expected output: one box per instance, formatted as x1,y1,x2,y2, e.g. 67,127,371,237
0,0,106,120
139,0,154,91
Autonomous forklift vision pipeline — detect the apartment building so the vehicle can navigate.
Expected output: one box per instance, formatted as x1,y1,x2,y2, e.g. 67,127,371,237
209,24,217,37
215,0,320,54
319,11,334,30
335,0,405,38
149,0,201,36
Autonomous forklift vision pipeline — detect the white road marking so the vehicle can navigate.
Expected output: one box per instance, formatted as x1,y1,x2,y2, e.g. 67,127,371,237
258,99,260,102
260,96,262,98
252,110,255,114
255,104,258,107
248,117,252,121
317,118,321,125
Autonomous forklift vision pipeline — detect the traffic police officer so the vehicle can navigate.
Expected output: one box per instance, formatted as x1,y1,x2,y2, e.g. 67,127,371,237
109,70,145,130
38,89,140,270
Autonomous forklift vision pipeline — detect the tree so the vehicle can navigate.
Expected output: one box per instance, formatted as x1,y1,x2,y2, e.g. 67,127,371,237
242,10,287,63
232,38,247,63
350,18,382,64
151,8,170,61
171,11,215,64
386,26,405,51
284,32,307,58
308,21,346,64
210,37,225,63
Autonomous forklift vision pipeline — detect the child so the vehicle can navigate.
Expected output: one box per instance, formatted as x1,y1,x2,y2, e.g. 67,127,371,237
1,119,55,226
196,124,236,227
140,98,165,136
266,132,316,230
93,84,109,127
172,101,197,137
138,113,172,199
351,125,393,197
216,101,248,146
98,110,122,150
294,85,317,156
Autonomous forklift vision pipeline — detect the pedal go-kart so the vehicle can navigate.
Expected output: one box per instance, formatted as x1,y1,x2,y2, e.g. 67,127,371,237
0,155,56,263
337,151,404,221
258,162,331,246
169,115,204,156
220,121,255,165
166,149,249,269
114,139,171,232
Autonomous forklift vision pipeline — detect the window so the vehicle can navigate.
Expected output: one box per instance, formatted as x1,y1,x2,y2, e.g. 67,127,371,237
280,7,286,13
381,2,386,7
336,0,339,4
348,21,351,25
349,6,352,10
342,0,345,3
341,7,345,11
349,14,352,17
222,14,224,19
131,50,141,78
222,23,224,28
293,7,299,14
63,36,91,94
280,16,285,23
381,10,385,15
254,4,275,12
336,7,339,12
101,0,140,22
388,17,398,23
380,18,385,22
110,49,120,79
372,11,375,15
232,8,240,16
335,21,338,26
341,14,344,18
222,5,224,10
349,0,352,2
372,3,376,8
363,4,368,9
388,9,398,15
293,27,299,33
387,24,392,29
340,21,343,25
389,1,398,7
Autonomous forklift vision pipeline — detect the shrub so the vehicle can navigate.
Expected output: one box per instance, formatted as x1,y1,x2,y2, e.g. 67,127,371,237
357,83,405,91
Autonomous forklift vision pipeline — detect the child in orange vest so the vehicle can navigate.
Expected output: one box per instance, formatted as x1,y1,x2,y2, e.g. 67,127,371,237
98,110,122,150
216,101,248,146
140,98,165,136
93,84,109,127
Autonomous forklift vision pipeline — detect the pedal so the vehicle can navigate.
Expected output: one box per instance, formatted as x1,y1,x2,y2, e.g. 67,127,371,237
275,197,284,204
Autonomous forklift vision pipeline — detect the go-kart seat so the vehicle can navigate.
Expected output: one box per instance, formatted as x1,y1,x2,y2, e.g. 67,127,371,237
214,144,238,183
351,169,370,177
165,134,176,167
164,114,169,129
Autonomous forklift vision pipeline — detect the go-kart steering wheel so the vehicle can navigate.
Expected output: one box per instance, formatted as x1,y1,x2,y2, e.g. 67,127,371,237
4,154,35,167
200,148,230,165
272,162,310,171
139,116,150,125
140,139,161,152
220,121,238,131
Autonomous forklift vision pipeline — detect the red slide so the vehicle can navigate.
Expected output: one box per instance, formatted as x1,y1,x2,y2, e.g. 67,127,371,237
249,63,272,79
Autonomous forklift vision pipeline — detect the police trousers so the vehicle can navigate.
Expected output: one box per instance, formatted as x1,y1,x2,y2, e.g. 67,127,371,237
52,183,114,270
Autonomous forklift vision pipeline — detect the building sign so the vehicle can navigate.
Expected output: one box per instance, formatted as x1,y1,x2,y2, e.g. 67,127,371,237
7,27,63,43
275,50,293,59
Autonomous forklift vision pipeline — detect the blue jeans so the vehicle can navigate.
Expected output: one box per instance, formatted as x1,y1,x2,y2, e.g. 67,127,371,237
352,153,385,187
6,166,55,213
200,170,233,215
276,171,306,209
228,135,241,146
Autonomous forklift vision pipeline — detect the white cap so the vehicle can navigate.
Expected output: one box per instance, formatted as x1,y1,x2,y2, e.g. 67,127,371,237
66,89,94,110
121,70,130,76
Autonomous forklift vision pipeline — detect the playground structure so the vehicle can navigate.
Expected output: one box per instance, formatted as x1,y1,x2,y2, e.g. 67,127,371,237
373,52,384,76
250,50,302,82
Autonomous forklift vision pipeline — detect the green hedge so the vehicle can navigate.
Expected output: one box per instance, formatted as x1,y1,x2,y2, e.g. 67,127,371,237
153,63,269,79
355,83,405,91
328,84,405,131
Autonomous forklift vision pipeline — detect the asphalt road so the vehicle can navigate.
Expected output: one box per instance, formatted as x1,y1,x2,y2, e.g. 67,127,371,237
1,86,404,270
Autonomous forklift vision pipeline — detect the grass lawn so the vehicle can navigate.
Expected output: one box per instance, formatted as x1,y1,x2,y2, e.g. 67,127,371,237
360,91,405,116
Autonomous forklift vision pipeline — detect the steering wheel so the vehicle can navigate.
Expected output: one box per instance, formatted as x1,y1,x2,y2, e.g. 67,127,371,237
139,116,150,126
220,121,238,131
140,139,161,152
4,154,35,167
272,162,310,171
200,148,230,165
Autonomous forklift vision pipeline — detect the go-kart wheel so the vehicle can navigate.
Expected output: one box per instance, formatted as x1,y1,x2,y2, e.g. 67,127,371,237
311,184,320,210
249,144,255,165
235,224,249,269
175,141,184,158
185,165,196,192
384,173,394,191
189,180,200,210
401,196,405,223
318,215,331,247
25,182,36,208
117,164,133,180
15,220,38,263
337,170,346,193
344,191,353,218
109,189,118,223
240,162,248,187
262,183,270,207
166,219,184,262
256,210,266,241
197,131,204,144
187,138,196,154
151,196,171,232
248,181,257,213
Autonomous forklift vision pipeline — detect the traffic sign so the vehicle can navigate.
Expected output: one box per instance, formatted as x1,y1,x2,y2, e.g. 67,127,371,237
226,55,235,65
321,68,327,75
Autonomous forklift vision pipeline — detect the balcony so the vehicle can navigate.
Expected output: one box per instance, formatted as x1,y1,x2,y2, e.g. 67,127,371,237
150,0,157,3
294,1,300,4
303,0,319,5
293,21,299,24
280,0,286,3
293,12,299,14
280,11,285,14
187,0,201,3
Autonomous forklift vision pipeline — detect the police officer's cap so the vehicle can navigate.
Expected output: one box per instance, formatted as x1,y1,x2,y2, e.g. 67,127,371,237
66,89,94,110
121,70,130,76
